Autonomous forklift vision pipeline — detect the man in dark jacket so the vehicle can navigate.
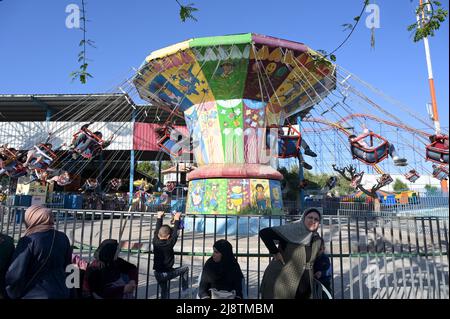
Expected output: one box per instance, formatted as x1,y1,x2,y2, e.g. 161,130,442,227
5,205,72,299
153,211,189,299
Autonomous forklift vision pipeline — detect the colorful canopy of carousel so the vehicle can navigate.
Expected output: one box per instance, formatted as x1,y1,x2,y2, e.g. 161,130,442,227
133,33,336,118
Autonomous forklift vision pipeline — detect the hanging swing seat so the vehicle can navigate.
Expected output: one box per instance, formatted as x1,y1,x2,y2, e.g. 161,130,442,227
72,128,106,147
0,147,20,166
426,135,449,165
72,128,107,158
405,170,420,183
1,147,17,160
28,144,57,169
326,176,338,189
29,169,49,185
9,166,27,179
350,172,364,189
0,147,24,173
432,165,448,181
156,125,189,158
72,128,108,159
377,174,393,188
110,178,122,190
266,124,302,159
350,132,389,165
35,144,57,160
73,128,105,144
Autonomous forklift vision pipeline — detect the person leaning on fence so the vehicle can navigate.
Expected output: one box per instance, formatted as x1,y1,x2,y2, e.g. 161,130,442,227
153,211,189,299
83,239,138,299
198,239,244,299
0,233,15,299
259,208,323,299
5,205,72,299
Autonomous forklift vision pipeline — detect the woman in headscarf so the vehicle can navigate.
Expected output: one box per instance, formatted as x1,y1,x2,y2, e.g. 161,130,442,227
5,205,72,299
83,239,138,299
259,208,323,299
198,239,244,299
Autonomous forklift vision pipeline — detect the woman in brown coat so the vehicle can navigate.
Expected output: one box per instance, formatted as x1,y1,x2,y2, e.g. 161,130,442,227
259,208,323,299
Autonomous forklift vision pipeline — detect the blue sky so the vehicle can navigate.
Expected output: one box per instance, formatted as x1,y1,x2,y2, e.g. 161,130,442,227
0,0,448,127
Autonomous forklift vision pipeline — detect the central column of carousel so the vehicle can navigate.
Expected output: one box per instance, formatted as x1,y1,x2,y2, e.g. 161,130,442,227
184,99,283,214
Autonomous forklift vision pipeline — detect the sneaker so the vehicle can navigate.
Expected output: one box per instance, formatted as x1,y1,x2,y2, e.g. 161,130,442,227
304,148,317,157
392,156,407,162
302,161,313,170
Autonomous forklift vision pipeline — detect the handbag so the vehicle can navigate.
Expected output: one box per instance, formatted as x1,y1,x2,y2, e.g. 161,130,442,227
209,288,236,299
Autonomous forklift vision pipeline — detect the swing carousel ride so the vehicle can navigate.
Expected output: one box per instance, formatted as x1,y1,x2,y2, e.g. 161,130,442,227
1,33,447,213
131,33,448,214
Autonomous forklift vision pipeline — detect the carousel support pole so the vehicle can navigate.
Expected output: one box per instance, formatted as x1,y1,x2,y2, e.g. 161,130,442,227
176,162,179,187
99,153,104,192
129,110,136,205
46,108,52,122
158,158,162,191
129,153,135,206
297,116,305,212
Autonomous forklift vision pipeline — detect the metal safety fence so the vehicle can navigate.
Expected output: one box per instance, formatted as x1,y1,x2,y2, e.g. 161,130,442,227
1,205,448,299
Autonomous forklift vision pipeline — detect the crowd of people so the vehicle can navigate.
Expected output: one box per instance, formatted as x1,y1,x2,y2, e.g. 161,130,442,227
0,205,332,300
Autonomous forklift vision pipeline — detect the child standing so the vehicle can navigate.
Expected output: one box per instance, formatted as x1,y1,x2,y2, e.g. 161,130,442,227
314,238,332,298
153,211,189,299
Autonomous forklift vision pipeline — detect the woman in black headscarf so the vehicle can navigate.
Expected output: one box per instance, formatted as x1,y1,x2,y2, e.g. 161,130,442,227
198,239,244,299
259,208,323,299
83,239,138,299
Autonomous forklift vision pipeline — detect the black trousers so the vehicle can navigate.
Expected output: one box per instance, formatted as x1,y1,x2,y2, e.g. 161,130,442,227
154,266,189,299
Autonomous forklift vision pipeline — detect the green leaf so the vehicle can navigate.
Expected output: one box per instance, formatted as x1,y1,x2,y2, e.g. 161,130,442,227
353,16,360,22
79,40,85,46
179,3,199,22
407,23,416,31
330,54,337,62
